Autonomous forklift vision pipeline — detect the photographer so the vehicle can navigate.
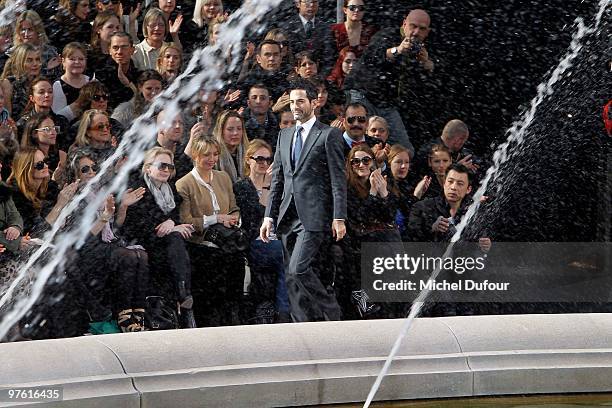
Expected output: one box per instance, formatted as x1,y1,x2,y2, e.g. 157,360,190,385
344,9,435,157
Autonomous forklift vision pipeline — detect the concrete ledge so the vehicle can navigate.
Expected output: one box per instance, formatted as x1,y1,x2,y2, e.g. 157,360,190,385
1,314,611,407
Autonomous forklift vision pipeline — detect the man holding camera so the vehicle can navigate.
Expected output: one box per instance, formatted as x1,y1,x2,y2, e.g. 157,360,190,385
344,9,434,157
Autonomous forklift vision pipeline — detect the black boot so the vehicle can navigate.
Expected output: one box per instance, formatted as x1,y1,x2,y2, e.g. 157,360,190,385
177,281,196,328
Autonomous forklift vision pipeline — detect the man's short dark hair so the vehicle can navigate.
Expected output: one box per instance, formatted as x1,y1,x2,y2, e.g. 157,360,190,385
289,78,318,101
257,40,281,55
110,31,134,46
344,102,368,116
249,83,270,95
445,163,473,185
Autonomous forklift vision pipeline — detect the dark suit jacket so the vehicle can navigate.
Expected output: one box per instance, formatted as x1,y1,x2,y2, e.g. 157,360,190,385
279,15,336,75
266,120,347,232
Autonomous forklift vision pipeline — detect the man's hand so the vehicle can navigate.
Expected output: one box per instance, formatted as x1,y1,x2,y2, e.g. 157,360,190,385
272,92,290,113
457,154,480,172
417,47,434,72
432,216,449,233
260,218,273,243
332,219,346,241
479,237,492,253
3,226,20,241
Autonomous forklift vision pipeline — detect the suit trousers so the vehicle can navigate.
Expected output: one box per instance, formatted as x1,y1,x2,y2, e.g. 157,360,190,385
279,207,342,322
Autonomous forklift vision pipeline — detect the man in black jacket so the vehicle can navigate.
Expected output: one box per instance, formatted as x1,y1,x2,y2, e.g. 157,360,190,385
407,163,490,252
239,40,290,103
413,119,480,178
276,0,336,75
243,84,279,149
344,9,435,157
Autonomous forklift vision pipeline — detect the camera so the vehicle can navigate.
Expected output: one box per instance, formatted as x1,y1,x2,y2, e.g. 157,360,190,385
408,37,423,56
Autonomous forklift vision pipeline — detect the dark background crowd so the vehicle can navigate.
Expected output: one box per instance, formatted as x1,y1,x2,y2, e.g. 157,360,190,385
0,0,609,340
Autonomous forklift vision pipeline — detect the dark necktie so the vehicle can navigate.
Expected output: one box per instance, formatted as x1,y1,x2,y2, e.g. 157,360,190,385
292,125,304,167
352,140,365,147
305,20,314,38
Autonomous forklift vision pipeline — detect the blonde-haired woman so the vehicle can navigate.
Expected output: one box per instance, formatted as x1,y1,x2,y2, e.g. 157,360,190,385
233,139,289,323
176,136,245,326
0,44,42,117
132,7,182,71
71,109,115,164
52,42,89,113
183,0,223,54
214,109,249,182
12,10,61,80
116,146,196,328
156,42,183,83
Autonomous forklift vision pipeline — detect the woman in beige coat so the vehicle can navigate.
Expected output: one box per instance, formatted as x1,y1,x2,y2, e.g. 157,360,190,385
176,137,245,327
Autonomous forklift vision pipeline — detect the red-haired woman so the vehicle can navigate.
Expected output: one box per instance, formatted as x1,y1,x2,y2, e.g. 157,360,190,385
327,46,358,91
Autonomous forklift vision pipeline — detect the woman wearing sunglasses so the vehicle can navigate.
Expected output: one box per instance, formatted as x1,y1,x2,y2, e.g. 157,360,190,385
342,144,400,318
330,0,377,55
233,139,289,323
65,146,150,334
71,109,115,165
7,147,78,238
20,112,68,185
115,147,197,328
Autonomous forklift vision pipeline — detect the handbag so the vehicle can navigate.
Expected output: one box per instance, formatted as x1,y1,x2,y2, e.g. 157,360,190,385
144,296,179,330
203,223,249,254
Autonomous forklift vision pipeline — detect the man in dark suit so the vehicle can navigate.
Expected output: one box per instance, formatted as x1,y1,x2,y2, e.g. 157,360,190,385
260,79,346,322
277,0,336,75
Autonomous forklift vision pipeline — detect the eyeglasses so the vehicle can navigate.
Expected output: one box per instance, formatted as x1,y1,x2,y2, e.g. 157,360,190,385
33,158,49,170
278,40,289,47
90,123,110,131
152,162,175,171
350,156,373,167
20,28,35,34
80,164,99,174
35,126,60,134
250,156,273,164
92,94,109,101
347,116,367,124
347,5,365,11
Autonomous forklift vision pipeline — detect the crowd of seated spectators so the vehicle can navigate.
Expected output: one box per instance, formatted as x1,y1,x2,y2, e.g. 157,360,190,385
0,0,496,341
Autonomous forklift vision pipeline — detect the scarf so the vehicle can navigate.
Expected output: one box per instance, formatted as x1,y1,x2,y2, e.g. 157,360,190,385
144,174,176,215
217,143,244,183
